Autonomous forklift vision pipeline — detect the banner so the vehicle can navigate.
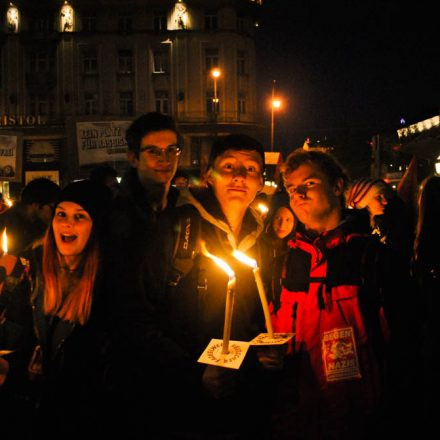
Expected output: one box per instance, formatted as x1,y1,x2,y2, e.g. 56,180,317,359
76,121,130,166
0,135,18,181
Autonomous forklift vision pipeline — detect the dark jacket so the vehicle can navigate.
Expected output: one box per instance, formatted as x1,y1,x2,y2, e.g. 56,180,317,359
0,247,110,438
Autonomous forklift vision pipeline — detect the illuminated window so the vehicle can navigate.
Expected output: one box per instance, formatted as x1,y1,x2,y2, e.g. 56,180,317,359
205,48,219,71
83,49,98,74
7,5,20,33
153,50,169,73
154,12,167,31
237,51,246,75
84,92,98,115
118,50,133,74
60,3,74,32
155,91,169,114
120,91,133,115
205,11,218,30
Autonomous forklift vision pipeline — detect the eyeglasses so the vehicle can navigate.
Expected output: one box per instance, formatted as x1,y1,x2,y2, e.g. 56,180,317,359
139,144,182,160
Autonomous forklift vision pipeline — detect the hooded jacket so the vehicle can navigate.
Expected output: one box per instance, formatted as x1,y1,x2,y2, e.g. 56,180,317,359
168,188,266,356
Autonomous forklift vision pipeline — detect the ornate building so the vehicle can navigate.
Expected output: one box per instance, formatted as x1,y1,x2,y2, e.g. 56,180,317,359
0,0,263,196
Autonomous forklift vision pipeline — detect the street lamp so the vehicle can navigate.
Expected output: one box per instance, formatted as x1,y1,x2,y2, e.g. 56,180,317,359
270,80,282,152
211,68,221,113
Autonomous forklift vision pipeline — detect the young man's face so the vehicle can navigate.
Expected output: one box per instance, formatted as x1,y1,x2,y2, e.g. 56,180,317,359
128,130,180,186
207,149,263,211
284,162,342,232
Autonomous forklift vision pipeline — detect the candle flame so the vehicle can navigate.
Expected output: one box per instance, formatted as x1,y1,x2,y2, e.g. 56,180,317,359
2,228,8,254
200,241,235,279
5,197,13,207
232,250,258,269
257,203,269,214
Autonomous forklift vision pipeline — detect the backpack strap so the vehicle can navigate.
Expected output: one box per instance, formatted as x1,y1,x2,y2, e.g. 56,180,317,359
168,205,201,287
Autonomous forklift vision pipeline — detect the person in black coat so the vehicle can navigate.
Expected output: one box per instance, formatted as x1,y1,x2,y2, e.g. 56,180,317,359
0,180,112,439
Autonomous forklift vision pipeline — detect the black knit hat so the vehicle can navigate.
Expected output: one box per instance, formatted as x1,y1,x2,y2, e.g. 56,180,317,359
56,180,112,228
208,134,265,169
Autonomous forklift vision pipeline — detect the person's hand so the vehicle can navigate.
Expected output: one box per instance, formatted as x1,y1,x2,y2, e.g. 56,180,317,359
202,365,237,399
0,357,9,386
256,344,288,370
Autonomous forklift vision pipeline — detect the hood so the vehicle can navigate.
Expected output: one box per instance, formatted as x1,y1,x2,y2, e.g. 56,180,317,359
176,188,264,252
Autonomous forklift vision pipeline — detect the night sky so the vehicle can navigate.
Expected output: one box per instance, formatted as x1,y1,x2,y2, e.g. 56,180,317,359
255,0,440,177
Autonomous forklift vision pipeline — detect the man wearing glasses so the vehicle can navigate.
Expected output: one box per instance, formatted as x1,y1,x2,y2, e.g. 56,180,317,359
105,112,191,437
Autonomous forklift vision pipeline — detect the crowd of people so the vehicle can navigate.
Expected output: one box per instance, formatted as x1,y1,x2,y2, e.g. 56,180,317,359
0,111,437,439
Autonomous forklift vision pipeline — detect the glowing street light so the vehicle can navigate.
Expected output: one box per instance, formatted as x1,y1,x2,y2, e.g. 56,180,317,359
270,80,282,152
211,68,221,113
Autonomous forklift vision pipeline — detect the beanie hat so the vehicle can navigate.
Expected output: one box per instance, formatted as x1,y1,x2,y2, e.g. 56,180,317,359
56,180,112,228
208,134,265,169
346,178,388,209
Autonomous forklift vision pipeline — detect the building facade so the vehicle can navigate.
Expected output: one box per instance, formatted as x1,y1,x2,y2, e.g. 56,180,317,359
0,0,263,196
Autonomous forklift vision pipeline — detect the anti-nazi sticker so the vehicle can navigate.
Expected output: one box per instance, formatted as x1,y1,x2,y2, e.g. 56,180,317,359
322,327,362,382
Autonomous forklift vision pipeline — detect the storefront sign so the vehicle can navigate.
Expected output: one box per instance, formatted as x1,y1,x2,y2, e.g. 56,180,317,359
24,139,61,164
25,170,60,185
0,115,46,127
76,121,129,165
0,135,19,181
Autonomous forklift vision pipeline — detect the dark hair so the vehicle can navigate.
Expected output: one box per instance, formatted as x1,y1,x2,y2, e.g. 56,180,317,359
21,178,61,206
173,169,189,180
282,148,348,201
208,134,265,169
414,175,440,265
89,165,117,183
125,112,180,156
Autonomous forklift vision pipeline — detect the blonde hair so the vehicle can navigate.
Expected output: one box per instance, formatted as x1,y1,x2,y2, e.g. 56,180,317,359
42,225,100,325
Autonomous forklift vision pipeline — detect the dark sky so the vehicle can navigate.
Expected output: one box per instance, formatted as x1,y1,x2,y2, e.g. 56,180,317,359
255,0,440,176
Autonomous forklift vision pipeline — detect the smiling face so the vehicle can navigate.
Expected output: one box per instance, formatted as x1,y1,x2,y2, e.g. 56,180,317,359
52,201,93,268
272,206,295,239
128,130,179,187
284,162,342,234
207,149,264,212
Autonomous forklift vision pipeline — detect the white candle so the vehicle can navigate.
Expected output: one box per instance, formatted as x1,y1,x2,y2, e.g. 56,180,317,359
232,250,274,338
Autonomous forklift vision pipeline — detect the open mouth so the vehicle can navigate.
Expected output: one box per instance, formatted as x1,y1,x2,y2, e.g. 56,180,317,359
61,234,77,243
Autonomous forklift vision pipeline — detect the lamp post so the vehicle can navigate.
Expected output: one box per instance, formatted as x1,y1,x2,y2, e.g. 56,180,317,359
211,67,221,114
270,80,281,152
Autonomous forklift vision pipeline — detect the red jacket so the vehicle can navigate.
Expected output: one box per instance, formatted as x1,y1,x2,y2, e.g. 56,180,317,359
272,222,389,405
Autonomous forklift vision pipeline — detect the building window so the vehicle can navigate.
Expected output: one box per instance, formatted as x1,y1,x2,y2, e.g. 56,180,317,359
190,137,201,167
30,51,53,73
82,14,96,32
237,51,246,76
153,50,169,73
238,95,246,114
155,91,169,114
119,15,132,32
237,15,245,32
83,49,98,74
205,48,219,71
118,50,133,74
206,91,219,114
29,17,51,33
84,92,98,115
205,11,218,30
154,12,167,31
120,91,133,115
29,94,52,115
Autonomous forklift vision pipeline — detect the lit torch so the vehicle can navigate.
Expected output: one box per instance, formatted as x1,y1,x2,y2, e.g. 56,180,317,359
200,242,236,355
232,250,274,338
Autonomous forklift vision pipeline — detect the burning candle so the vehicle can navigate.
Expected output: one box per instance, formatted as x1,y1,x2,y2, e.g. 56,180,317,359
2,228,8,255
232,250,274,338
200,242,236,355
